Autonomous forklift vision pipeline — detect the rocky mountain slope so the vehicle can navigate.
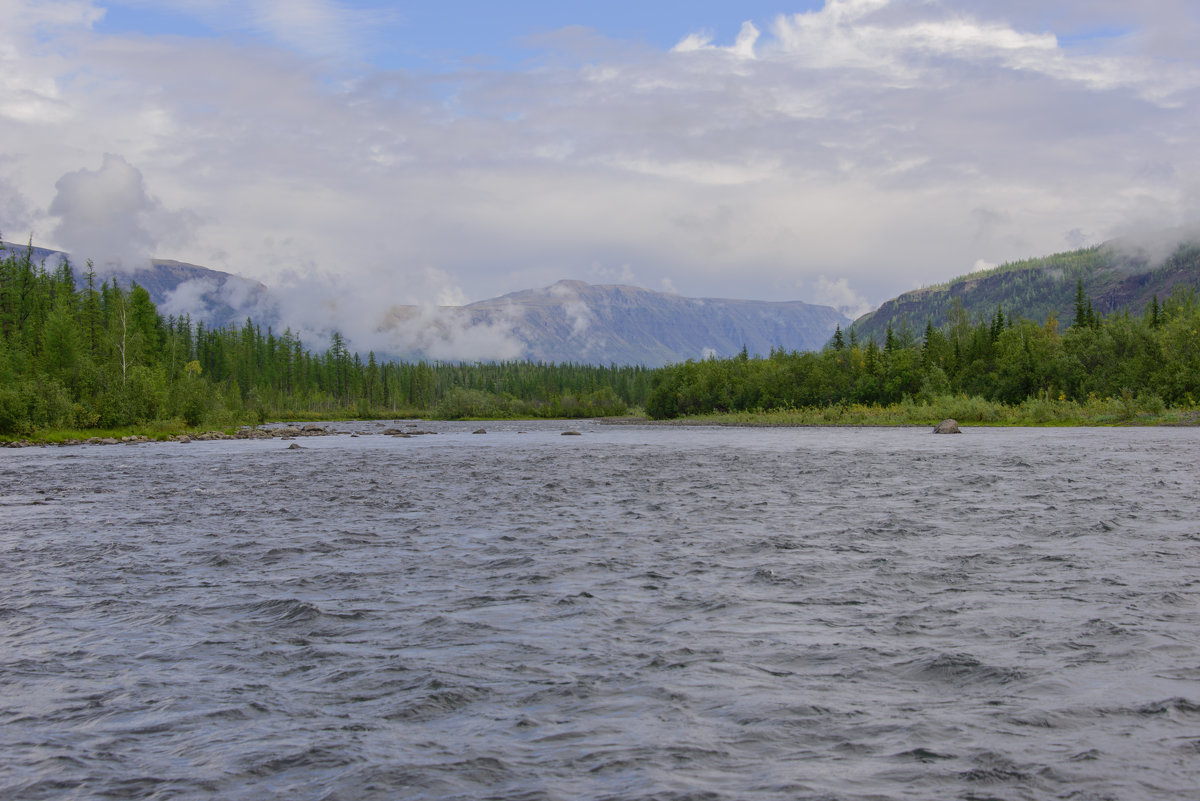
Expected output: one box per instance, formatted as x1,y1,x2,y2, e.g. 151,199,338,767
381,280,849,366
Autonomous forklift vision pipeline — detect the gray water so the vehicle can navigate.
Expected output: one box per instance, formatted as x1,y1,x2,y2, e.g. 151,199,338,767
2,422,1199,800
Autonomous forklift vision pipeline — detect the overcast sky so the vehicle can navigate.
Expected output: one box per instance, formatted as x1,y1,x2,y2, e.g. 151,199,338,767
3,0,1199,321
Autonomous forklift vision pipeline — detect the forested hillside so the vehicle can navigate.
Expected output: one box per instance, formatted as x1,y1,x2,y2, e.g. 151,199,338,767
850,241,1200,345
0,242,649,436
12,243,270,331
646,287,1200,419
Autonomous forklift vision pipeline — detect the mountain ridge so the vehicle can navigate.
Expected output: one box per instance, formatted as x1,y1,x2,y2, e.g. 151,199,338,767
0,241,269,331
380,279,849,366
848,235,1200,343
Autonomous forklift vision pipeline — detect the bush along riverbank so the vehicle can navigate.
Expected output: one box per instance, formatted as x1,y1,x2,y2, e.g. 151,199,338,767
0,422,346,448
649,393,1200,427
645,286,1200,421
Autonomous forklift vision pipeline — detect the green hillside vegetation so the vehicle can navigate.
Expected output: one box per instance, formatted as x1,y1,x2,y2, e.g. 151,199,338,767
0,241,649,437
850,241,1200,345
645,286,1200,423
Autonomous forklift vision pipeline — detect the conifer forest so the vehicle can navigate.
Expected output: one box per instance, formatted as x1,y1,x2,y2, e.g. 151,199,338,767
0,243,647,435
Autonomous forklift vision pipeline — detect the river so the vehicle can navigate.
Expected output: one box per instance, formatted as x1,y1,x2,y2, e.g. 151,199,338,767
2,421,1198,800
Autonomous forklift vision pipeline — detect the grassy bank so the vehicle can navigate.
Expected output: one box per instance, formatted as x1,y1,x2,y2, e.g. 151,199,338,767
7,393,1198,445
13,419,206,444
655,393,1200,427
4,406,633,445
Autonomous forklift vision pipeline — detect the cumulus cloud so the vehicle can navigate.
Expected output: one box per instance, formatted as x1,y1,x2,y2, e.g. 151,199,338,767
0,170,33,237
48,154,165,269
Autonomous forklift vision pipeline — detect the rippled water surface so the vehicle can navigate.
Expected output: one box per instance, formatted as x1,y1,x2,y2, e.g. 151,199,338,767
3,422,1200,800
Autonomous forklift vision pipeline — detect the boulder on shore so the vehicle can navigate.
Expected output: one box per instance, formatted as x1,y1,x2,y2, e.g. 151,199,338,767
933,419,961,434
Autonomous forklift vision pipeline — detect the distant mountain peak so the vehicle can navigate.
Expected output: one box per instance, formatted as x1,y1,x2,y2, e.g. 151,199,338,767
381,279,848,365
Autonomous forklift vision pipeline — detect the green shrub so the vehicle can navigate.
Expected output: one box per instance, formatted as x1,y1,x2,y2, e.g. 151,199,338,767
0,385,27,436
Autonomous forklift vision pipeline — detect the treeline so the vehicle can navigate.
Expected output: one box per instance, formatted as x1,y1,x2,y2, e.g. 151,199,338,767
646,283,1200,419
0,242,650,435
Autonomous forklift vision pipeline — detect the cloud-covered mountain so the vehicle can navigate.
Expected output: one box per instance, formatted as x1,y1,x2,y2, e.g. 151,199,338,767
381,280,848,366
6,241,846,365
4,242,270,331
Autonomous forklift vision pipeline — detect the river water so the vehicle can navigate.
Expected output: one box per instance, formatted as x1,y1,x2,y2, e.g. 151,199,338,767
2,422,1199,800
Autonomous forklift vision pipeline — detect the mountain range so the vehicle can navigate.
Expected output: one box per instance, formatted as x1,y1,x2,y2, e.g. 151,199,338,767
380,280,849,366
11,228,1198,364
2,242,848,365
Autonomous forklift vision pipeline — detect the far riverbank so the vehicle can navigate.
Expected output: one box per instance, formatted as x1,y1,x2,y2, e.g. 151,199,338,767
5,395,1199,448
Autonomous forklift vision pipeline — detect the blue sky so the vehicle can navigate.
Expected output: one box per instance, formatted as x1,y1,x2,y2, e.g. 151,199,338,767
3,1,1200,358
94,1,828,69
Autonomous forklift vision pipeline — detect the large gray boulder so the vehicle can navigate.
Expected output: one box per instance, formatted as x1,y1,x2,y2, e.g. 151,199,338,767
933,419,961,434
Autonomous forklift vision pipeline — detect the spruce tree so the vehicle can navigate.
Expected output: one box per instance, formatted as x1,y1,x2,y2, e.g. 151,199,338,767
1073,280,1088,328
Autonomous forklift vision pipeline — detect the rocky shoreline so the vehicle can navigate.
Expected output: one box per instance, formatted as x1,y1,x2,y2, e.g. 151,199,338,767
1,423,446,449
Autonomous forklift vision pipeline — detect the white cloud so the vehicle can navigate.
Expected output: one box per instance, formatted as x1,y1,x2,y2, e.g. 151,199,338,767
0,1,102,123
564,300,592,336
1,0,1199,341
377,304,526,362
47,154,195,269
673,20,759,59
810,276,874,319
159,276,217,319
0,168,33,235
544,282,594,336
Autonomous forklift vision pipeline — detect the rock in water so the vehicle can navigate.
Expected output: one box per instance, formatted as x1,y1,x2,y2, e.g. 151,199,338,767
473,429,487,434
933,419,961,434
